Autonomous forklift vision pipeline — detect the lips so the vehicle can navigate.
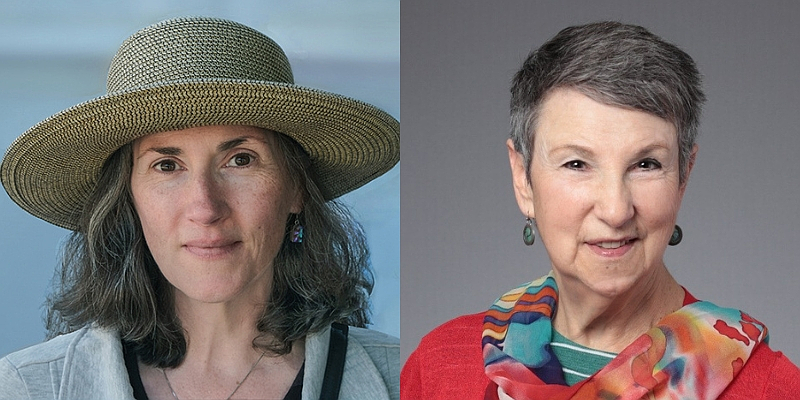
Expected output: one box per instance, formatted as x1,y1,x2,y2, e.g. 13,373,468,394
596,239,633,249
587,237,637,257
183,239,241,258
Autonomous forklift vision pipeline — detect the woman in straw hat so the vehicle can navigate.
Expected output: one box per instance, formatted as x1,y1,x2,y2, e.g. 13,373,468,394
0,17,399,400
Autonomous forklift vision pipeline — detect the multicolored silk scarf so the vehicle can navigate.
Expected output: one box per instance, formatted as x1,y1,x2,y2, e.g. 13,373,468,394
482,273,769,400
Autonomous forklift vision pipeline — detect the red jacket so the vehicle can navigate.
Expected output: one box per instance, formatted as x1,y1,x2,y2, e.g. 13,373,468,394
402,313,800,399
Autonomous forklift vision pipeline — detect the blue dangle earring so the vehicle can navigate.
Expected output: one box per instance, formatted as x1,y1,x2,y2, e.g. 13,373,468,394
523,217,535,246
668,224,682,246
290,214,304,243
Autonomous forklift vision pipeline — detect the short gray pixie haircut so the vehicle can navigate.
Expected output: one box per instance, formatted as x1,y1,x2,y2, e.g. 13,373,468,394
510,21,705,183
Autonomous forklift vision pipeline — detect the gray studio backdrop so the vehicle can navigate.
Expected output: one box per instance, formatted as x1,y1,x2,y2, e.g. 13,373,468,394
401,1,800,364
0,0,399,358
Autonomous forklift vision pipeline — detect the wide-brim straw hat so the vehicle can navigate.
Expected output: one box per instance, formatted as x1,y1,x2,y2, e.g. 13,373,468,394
0,17,399,231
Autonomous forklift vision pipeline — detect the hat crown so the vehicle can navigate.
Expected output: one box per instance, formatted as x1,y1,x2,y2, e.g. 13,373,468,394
107,17,294,93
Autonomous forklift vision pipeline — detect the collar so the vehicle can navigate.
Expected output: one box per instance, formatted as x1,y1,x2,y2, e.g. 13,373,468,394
54,324,392,400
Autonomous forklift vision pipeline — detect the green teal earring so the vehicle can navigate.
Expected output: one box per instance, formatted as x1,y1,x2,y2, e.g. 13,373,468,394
523,218,535,246
290,214,304,243
668,225,682,246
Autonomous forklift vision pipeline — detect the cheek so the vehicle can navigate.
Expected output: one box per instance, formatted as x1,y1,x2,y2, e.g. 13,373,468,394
532,176,590,229
632,183,682,224
130,184,174,256
247,199,282,235
530,177,591,265
235,181,293,236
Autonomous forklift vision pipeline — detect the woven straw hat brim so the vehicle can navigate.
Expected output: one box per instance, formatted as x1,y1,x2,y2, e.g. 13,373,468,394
1,78,399,231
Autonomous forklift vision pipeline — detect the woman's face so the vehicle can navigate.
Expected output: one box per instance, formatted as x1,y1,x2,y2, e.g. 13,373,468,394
130,125,301,305
508,88,695,298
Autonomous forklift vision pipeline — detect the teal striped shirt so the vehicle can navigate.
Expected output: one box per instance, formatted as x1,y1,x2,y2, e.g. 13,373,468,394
550,330,617,386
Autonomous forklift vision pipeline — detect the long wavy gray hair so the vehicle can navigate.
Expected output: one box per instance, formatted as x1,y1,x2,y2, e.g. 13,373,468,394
45,128,373,368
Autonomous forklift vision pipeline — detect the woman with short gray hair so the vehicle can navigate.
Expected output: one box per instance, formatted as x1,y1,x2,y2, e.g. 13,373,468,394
0,17,399,400
402,21,800,399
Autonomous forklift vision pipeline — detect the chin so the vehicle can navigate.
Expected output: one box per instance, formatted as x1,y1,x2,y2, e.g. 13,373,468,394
572,268,641,299
181,289,236,304
586,280,635,299
172,280,247,304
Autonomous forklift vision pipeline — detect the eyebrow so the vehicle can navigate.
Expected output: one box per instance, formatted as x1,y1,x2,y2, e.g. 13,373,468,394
548,143,670,158
548,144,594,158
138,135,263,159
144,146,181,157
217,137,249,152
633,143,671,157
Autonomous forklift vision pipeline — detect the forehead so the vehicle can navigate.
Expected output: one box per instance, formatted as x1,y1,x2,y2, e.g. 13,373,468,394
132,125,274,151
534,88,676,149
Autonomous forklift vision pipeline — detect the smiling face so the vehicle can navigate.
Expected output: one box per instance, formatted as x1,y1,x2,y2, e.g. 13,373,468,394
509,88,695,298
130,125,302,305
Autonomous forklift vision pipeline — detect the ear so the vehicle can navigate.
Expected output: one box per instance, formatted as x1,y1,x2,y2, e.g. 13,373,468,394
507,139,535,218
290,202,303,215
679,144,698,196
288,181,304,215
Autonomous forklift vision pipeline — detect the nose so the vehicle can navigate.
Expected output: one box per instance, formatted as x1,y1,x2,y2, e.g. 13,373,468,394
594,174,635,228
184,168,229,226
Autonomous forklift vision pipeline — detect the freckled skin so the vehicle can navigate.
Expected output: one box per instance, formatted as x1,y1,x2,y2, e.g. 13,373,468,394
130,125,302,306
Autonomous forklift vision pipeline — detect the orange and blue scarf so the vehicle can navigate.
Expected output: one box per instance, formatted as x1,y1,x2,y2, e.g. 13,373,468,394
482,273,768,399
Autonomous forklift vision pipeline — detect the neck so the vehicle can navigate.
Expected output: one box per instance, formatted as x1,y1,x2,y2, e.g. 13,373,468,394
138,289,305,399
173,291,267,370
552,266,684,353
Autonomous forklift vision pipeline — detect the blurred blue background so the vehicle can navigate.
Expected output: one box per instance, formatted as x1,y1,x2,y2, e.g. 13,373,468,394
0,0,399,357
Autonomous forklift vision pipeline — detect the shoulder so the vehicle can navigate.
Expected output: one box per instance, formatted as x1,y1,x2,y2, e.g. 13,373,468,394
0,329,87,399
401,313,487,400
347,327,400,378
416,312,485,350
346,327,399,399
0,326,126,400
721,343,800,398
2,329,85,370
408,312,485,365
304,326,399,400
349,326,399,349
681,294,800,396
